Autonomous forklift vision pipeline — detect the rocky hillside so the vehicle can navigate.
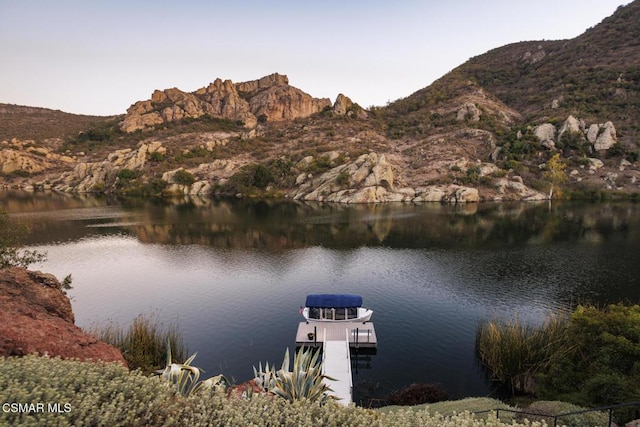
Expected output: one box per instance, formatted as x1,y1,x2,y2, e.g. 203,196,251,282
0,104,113,146
1,2,639,203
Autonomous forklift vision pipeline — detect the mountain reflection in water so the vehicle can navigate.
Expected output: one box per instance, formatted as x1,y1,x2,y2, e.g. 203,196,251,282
4,191,640,402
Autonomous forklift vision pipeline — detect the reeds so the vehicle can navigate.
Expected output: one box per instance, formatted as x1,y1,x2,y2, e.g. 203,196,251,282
475,311,572,394
88,314,187,373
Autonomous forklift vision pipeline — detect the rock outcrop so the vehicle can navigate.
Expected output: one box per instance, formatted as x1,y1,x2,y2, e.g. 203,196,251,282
533,116,617,151
120,73,332,132
589,121,617,150
332,94,367,119
533,123,557,149
0,267,127,366
456,102,481,122
0,139,74,175
557,115,585,141
290,152,486,203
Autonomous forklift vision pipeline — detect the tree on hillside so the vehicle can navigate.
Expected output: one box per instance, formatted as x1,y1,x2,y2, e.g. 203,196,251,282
542,153,568,199
0,211,46,269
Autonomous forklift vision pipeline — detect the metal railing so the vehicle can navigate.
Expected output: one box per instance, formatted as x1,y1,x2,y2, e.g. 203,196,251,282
351,327,372,348
475,401,640,427
345,328,353,390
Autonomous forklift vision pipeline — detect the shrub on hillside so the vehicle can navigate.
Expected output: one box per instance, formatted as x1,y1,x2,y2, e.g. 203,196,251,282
173,169,196,186
517,401,608,427
386,383,449,406
0,355,552,427
477,304,640,423
535,304,640,409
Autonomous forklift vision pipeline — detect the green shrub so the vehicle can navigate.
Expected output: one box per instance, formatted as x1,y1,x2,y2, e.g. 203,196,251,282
464,165,481,184
143,178,169,196
305,155,339,175
386,383,448,406
116,168,138,182
336,170,350,187
517,400,608,427
378,397,516,417
173,169,196,186
0,355,552,427
625,151,639,163
479,304,640,423
222,162,280,194
149,151,165,162
536,304,640,411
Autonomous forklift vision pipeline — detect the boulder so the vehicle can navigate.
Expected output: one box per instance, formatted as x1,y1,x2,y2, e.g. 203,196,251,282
494,178,548,201
333,94,353,116
586,122,617,150
558,115,585,141
0,267,126,366
588,158,604,171
533,123,556,148
413,185,479,203
594,121,617,150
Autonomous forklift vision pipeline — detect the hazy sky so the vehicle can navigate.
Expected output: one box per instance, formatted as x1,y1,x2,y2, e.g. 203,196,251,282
0,0,630,116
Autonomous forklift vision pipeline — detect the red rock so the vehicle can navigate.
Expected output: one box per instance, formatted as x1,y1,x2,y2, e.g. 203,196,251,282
0,267,127,366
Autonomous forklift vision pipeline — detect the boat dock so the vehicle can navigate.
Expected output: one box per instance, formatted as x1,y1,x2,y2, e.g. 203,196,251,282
295,322,377,348
295,321,377,405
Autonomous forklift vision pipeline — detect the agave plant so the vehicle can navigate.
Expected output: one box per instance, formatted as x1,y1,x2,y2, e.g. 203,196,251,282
157,340,229,396
253,360,278,393
253,347,337,404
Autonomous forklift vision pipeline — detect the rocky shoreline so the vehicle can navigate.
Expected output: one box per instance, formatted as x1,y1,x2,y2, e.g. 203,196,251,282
0,267,126,366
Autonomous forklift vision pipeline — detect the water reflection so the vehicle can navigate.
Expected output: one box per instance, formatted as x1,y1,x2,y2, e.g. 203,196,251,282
3,191,640,401
4,191,639,250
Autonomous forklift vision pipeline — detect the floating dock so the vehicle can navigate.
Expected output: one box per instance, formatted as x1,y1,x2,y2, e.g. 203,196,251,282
295,321,377,405
295,321,377,348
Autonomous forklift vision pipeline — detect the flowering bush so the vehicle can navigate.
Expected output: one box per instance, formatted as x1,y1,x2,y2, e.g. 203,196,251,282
0,355,552,426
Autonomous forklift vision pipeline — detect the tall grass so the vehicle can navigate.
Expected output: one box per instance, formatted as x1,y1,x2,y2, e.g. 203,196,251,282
475,311,572,394
88,314,187,373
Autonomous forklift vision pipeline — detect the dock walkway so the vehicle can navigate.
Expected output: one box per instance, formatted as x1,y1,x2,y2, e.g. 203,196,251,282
295,321,377,405
323,333,352,405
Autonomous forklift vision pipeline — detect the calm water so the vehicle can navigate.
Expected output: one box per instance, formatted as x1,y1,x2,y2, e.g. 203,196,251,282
4,191,640,404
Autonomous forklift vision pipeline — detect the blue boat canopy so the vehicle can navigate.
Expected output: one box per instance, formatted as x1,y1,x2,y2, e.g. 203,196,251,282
305,294,363,308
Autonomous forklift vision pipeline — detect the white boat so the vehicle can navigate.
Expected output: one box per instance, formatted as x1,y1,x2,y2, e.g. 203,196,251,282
301,294,373,323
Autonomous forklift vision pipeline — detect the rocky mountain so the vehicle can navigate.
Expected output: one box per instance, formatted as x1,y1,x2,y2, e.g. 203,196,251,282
120,73,333,132
1,2,639,203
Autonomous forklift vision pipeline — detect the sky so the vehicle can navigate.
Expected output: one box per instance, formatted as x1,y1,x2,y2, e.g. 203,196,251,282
0,0,631,116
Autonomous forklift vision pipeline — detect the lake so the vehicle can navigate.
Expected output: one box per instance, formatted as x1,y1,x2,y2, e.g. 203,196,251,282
3,191,640,404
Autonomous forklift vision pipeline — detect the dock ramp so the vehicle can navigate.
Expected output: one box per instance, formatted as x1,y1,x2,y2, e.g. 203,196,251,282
322,328,352,405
